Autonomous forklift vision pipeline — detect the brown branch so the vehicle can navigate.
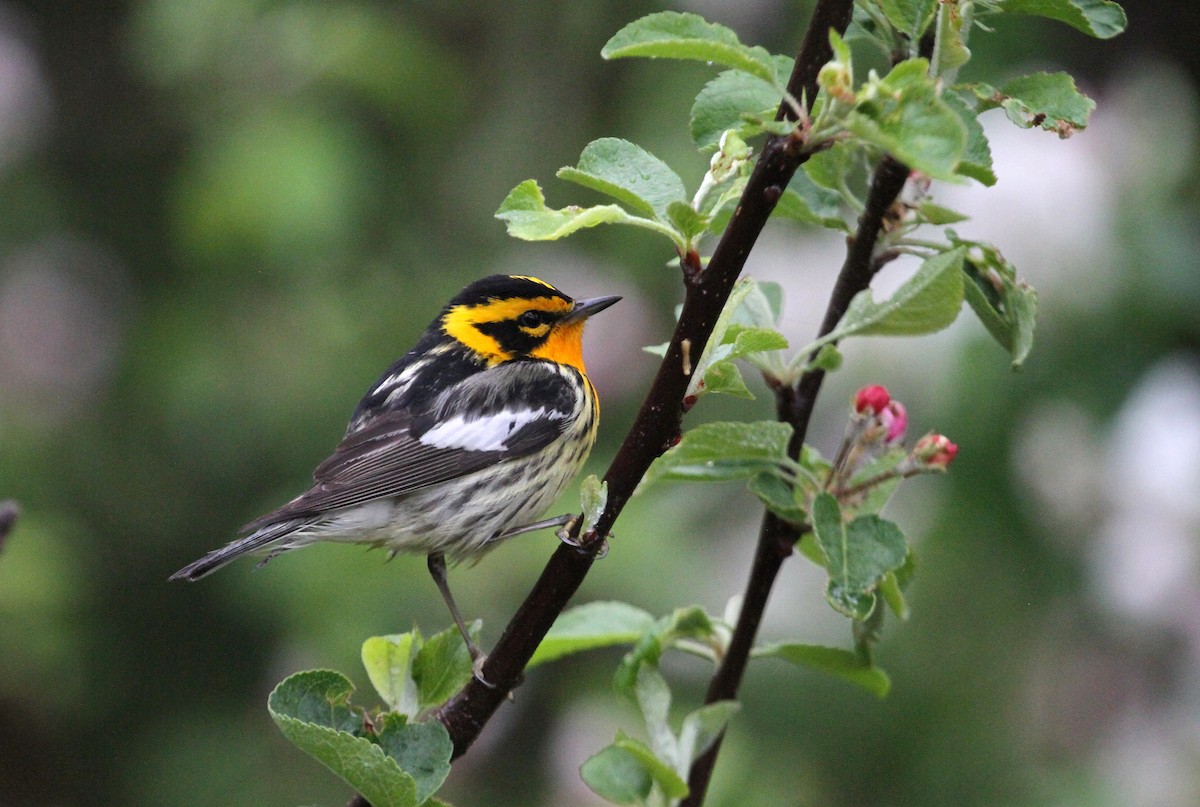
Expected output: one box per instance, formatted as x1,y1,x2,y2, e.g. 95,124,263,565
681,154,910,806
432,0,857,761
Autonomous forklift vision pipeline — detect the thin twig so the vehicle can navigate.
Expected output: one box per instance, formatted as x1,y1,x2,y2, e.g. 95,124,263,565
681,154,912,806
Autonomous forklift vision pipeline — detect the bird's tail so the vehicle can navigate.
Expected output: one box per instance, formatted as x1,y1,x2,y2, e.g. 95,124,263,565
168,519,311,581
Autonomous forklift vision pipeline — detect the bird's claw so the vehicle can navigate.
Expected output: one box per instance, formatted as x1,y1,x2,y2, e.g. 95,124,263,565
556,520,611,559
472,653,496,689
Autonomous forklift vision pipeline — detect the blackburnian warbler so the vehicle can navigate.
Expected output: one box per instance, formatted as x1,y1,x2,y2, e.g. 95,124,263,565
170,274,619,664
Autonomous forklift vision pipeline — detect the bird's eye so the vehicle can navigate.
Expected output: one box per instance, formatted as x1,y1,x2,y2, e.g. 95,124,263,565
519,311,543,328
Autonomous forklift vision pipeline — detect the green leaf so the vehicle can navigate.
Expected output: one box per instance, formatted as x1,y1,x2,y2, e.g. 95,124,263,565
580,745,653,804
879,570,910,620
411,624,475,709
803,140,857,191
615,607,718,695
636,664,678,766
754,643,892,698
268,669,364,736
495,179,682,248
373,714,453,805
992,0,1127,39
602,11,780,84
268,671,428,807
685,278,790,396
643,421,794,484
917,201,969,224
748,471,807,524
931,0,971,78
810,494,909,619
961,253,1038,369
877,0,938,37
666,201,709,242
557,138,687,220
528,601,656,668
697,360,754,398
578,474,609,537
847,59,967,181
996,72,1096,136
822,247,965,345
678,701,740,769
773,172,847,231
362,633,420,716
690,62,793,150
612,734,690,801
944,90,996,186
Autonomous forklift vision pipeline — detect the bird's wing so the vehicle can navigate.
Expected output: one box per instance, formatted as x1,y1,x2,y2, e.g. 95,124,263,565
240,361,579,531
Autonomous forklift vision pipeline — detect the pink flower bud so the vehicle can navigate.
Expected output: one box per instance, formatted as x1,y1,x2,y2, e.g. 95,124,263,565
881,400,907,443
914,433,958,467
854,384,891,414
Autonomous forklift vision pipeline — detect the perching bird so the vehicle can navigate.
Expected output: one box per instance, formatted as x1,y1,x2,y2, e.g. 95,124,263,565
170,274,619,665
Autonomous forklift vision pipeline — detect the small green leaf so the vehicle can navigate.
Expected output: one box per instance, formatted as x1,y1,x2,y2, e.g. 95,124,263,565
879,570,910,620
636,664,678,766
697,360,754,398
877,0,938,37
268,669,363,736
615,606,718,694
943,90,996,185
821,247,965,345
748,472,807,524
666,201,709,243
579,474,609,537
997,72,1096,136
495,179,682,247
678,701,740,768
690,61,794,150
810,343,843,372
602,11,780,84
411,624,476,709
362,633,420,715
803,140,857,191
847,59,967,181
810,494,909,620
580,745,653,804
931,0,971,78
773,173,847,231
268,671,425,807
374,714,453,805
961,252,1038,369
528,601,656,668
686,279,790,396
644,421,794,484
992,0,1127,39
918,202,969,224
754,643,892,698
557,138,687,220
612,734,690,801
1008,283,1037,368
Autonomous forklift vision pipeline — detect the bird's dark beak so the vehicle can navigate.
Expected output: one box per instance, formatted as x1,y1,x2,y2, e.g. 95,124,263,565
563,294,621,323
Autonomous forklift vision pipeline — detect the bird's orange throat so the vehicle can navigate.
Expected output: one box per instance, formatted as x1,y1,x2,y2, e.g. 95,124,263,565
530,320,588,375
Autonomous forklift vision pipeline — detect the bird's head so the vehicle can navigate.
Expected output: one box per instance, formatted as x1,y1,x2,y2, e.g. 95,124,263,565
439,275,620,372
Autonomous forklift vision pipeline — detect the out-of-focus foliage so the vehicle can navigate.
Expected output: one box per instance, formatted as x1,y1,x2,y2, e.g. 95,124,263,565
0,1,1198,806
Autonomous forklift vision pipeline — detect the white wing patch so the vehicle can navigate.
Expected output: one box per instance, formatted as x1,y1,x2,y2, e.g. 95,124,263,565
418,408,564,452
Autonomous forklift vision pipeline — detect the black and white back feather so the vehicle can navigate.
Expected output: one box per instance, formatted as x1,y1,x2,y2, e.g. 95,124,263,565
169,359,582,580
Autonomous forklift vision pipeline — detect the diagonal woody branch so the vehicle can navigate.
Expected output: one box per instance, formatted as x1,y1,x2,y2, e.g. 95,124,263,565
432,0,857,760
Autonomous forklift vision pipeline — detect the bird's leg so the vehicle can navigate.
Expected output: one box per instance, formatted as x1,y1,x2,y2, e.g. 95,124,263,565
496,513,575,540
426,553,492,686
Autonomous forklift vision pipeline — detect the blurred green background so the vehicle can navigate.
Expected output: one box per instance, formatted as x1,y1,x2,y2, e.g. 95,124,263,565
2,1,1198,805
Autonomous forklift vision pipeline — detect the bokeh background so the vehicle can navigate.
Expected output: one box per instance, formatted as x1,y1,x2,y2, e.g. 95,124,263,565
1,1,1198,805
